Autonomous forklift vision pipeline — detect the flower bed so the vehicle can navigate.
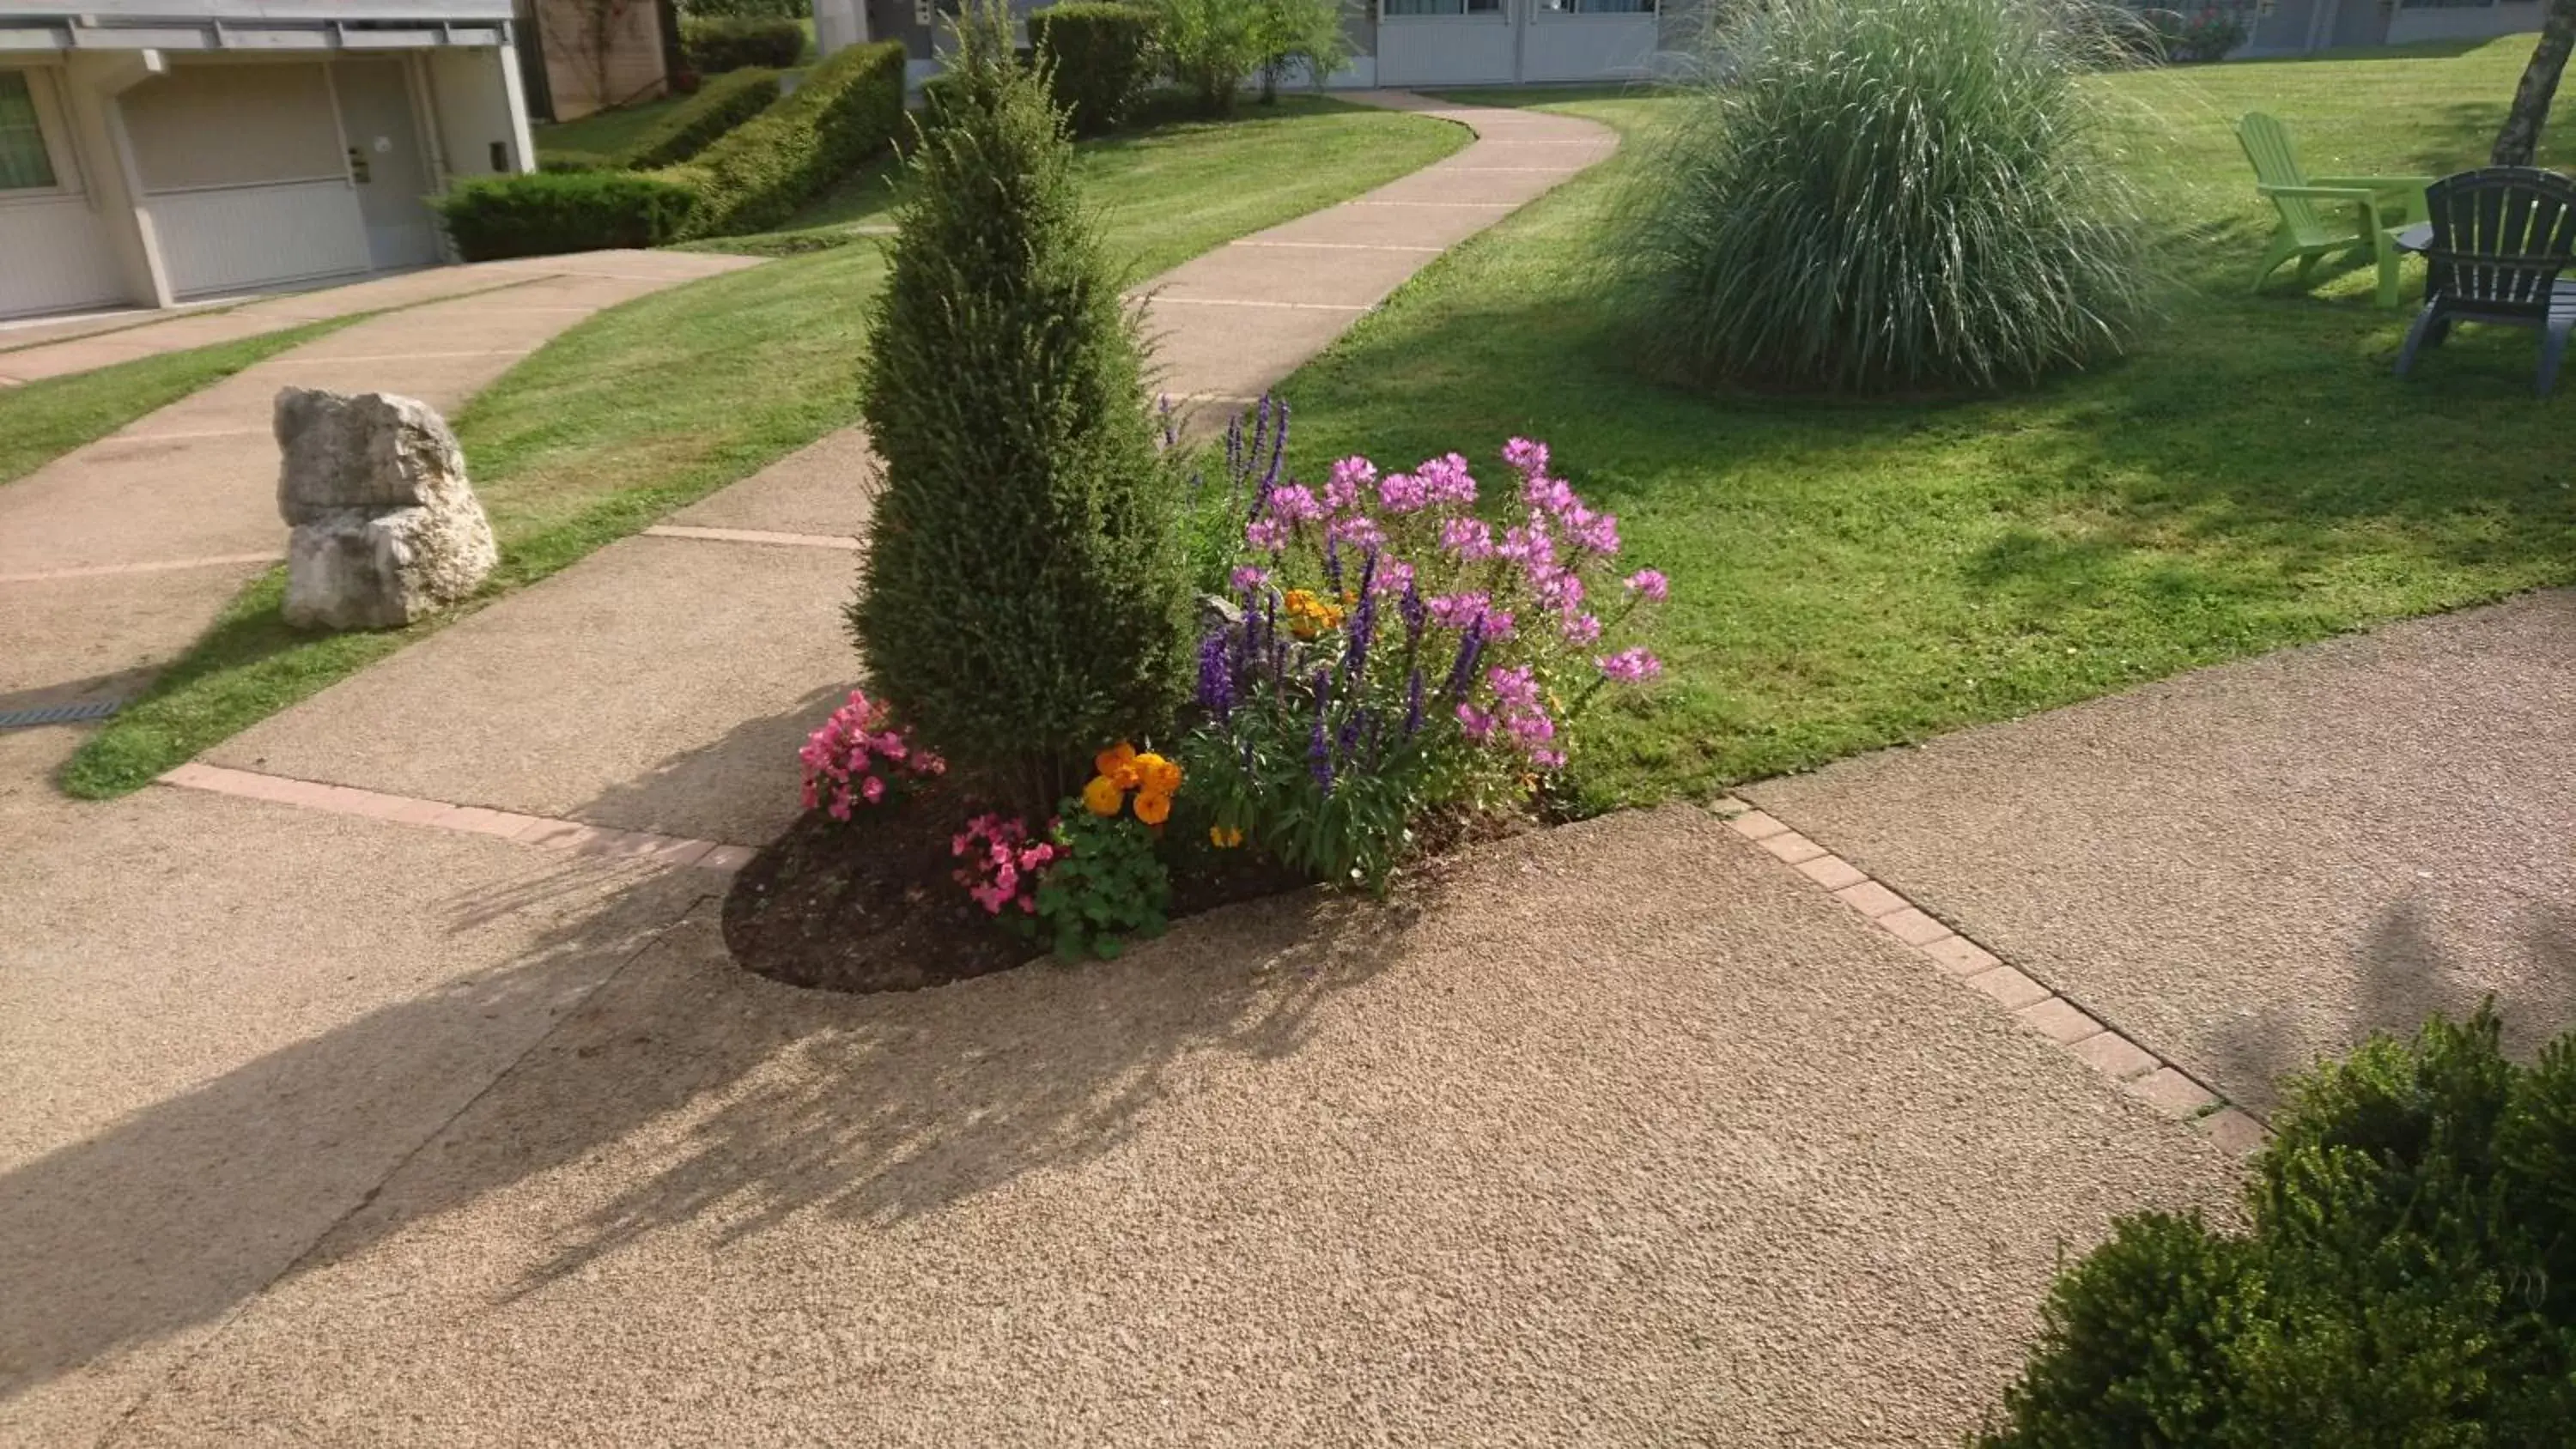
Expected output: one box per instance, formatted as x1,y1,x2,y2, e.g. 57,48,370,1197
725,416,1666,994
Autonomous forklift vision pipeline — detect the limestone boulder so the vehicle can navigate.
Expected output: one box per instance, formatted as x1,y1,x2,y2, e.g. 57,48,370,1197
273,388,496,630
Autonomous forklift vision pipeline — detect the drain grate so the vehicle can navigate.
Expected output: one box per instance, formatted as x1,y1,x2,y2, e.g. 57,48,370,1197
0,699,121,730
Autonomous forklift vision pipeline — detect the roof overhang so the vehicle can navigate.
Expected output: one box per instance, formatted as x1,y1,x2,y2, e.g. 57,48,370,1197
0,1,513,52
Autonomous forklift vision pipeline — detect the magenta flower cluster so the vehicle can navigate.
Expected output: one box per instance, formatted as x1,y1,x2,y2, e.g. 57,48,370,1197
799,688,945,822
951,813,1055,916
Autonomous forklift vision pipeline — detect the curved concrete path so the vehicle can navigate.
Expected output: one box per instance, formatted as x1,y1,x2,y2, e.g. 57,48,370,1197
0,251,757,736
1744,590,2576,1117
3,101,2247,1446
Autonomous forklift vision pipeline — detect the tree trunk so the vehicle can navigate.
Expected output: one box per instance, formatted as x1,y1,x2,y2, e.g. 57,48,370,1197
2494,0,2576,167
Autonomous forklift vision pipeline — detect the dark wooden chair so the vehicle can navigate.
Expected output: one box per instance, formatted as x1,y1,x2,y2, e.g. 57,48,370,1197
2396,167,2576,397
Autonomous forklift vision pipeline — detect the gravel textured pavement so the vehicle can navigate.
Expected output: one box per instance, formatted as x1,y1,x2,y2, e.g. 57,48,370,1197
1747,590,2576,1115
99,809,2238,1447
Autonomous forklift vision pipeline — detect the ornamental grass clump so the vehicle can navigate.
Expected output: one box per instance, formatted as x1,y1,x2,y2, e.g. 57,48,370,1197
849,1,1189,816
1612,0,2153,394
1181,407,1668,889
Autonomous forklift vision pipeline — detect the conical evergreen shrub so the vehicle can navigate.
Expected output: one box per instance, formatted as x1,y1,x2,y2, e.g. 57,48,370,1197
849,4,1188,813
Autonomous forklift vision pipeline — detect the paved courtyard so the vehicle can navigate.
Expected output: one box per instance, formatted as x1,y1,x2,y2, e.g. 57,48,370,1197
0,91,2555,1444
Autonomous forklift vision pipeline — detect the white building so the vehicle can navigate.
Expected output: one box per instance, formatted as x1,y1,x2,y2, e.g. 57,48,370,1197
0,0,537,321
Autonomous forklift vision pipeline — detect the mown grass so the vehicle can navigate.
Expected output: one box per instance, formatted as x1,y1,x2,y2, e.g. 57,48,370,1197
531,94,691,162
1264,39,2575,809
0,319,351,487
698,94,1466,270
63,98,1467,797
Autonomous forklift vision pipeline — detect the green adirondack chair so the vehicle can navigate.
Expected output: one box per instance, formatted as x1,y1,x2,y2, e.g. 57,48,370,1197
2238,112,2433,308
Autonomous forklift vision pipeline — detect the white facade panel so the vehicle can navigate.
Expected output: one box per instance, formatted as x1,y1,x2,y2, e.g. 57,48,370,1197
1376,13,1518,86
1521,13,1660,82
2386,1,2545,44
149,177,368,297
0,193,126,315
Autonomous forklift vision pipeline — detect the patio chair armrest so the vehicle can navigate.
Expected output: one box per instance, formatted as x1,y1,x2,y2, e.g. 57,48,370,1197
2309,175,2434,193
2257,183,2379,201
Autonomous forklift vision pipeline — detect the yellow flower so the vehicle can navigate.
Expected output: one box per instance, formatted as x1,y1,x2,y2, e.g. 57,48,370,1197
1135,751,1181,795
1081,774,1124,817
1133,789,1171,826
1095,742,1137,779
1210,824,1243,849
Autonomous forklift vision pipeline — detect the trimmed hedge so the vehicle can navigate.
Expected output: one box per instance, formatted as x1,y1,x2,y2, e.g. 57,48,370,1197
433,171,701,260
1979,1006,2576,1446
681,15,805,72
623,66,783,168
1029,3,1158,136
660,39,907,239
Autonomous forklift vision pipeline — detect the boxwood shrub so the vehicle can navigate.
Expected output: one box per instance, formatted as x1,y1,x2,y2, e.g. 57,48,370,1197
680,15,805,72
660,39,906,239
433,171,701,260
622,66,784,168
1029,3,1159,135
1978,1006,2576,1446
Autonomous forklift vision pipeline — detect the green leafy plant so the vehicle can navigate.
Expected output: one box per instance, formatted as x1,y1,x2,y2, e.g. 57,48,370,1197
679,15,806,72
1979,1005,2576,1446
659,39,906,238
1144,0,1260,115
1033,799,1172,960
849,3,1189,815
432,171,702,260
1029,3,1160,135
621,66,783,168
1249,0,1350,102
1610,0,2152,393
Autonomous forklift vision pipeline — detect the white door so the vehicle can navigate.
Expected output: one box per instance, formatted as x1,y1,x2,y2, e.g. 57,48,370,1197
333,58,442,271
120,62,371,298
1521,0,1662,83
1374,0,1662,88
1376,0,1519,87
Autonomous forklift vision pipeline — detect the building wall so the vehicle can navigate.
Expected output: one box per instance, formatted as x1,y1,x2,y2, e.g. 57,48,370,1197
535,0,667,119
428,45,536,178
2387,0,2545,45
0,58,133,316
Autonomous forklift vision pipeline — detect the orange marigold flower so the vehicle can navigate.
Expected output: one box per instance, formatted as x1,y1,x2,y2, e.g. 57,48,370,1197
1209,824,1243,849
1095,742,1137,779
1135,751,1181,795
1081,775,1124,817
1133,790,1171,826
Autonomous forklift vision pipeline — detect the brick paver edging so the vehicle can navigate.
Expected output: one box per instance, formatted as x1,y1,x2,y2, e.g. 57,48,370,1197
1712,797,2269,1159
158,761,753,872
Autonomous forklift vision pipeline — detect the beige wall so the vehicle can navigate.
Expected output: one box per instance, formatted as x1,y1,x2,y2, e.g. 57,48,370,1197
428,45,535,179
537,0,666,120
121,61,343,191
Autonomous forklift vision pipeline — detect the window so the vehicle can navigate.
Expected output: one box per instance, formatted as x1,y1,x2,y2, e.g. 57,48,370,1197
0,70,60,192
1536,0,1656,10
1384,0,1504,15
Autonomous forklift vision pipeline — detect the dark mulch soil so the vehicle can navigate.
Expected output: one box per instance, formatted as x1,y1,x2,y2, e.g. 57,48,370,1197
723,780,1310,994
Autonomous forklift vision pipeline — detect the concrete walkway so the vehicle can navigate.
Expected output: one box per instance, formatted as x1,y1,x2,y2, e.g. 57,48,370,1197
0,251,756,724
1747,591,2576,1116
0,259,664,386
1,100,2251,1446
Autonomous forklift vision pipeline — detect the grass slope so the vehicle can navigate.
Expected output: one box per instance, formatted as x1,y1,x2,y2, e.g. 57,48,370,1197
1265,39,2575,810
1,320,349,488
532,94,690,163
64,98,1467,797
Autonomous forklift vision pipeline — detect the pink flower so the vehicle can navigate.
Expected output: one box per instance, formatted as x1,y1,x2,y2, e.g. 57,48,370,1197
1329,514,1385,549
1456,702,1497,741
1376,471,1431,514
1426,591,1491,629
1246,517,1291,552
1415,452,1478,506
1503,437,1550,476
1369,558,1416,595
1232,565,1270,591
1522,472,1575,515
1623,568,1668,602
1487,664,1541,710
1562,611,1601,645
1566,507,1619,555
1597,648,1662,683
1482,609,1516,640
1264,484,1327,523
860,775,884,803
1327,456,1377,511
1439,517,1496,561
1530,749,1567,770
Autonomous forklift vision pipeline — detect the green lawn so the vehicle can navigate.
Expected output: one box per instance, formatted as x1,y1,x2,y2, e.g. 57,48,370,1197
0,320,351,488
1259,39,2576,810
531,94,690,162
701,94,1466,266
64,98,1469,797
